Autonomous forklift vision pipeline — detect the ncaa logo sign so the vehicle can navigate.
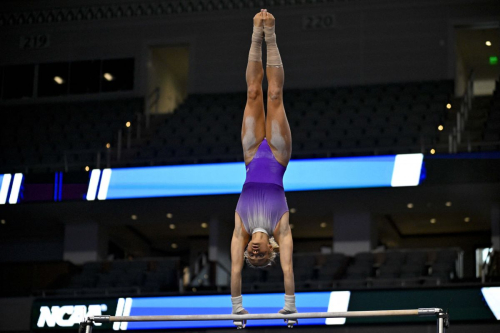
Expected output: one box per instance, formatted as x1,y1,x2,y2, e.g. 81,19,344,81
37,304,108,328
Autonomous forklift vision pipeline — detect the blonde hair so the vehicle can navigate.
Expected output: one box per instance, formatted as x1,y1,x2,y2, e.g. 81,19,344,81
244,237,279,269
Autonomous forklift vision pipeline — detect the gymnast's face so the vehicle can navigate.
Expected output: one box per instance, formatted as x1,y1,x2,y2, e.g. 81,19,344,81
246,241,273,267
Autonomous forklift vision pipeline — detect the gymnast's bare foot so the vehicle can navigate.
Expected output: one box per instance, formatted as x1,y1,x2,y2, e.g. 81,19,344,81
253,10,264,28
262,9,276,28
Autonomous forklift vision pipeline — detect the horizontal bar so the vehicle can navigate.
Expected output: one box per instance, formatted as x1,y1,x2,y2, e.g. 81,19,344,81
92,308,443,323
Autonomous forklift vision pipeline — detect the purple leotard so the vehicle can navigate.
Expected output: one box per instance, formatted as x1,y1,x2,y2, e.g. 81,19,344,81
236,138,288,235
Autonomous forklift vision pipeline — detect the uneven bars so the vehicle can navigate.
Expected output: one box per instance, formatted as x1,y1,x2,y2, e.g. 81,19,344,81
80,308,448,332
92,308,440,322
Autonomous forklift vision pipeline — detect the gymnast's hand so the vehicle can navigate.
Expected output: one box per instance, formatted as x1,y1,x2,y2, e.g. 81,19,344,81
278,295,297,314
235,308,249,315
231,295,249,314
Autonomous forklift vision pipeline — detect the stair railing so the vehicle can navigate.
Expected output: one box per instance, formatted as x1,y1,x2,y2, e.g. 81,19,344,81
449,70,474,153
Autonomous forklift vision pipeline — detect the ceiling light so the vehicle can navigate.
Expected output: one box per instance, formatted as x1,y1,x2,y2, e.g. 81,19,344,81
53,76,64,84
85,166,90,172
201,222,208,229
438,125,444,131
131,214,137,220
430,148,436,154
171,243,178,249
126,121,131,127
430,218,436,224
166,213,173,219
485,41,492,46
407,203,414,209
464,217,470,222
169,223,176,229
106,143,111,149
104,73,114,81
320,222,327,228
1,219,5,224
290,208,297,213
289,224,294,229
446,103,452,109
445,201,452,207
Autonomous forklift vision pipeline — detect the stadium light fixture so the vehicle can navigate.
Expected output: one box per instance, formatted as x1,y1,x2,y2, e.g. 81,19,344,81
430,218,436,224
485,41,492,46
201,222,208,229
446,103,452,109
290,208,297,213
445,201,452,207
126,121,131,127
430,149,436,154
53,76,64,84
131,214,138,220
320,222,327,228
166,213,173,219
106,143,111,149
407,203,414,209
171,243,178,249
104,73,114,81
464,217,470,222
0,219,5,225
438,125,444,131
169,223,176,229
85,166,90,172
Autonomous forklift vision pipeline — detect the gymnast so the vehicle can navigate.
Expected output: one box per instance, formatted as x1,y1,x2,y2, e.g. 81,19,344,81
231,10,296,316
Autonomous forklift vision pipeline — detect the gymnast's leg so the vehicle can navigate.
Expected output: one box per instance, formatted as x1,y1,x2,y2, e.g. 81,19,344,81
263,10,292,167
241,11,266,165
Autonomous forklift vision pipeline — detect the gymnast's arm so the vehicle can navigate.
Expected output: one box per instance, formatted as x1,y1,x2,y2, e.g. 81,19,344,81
277,214,295,296
231,213,249,298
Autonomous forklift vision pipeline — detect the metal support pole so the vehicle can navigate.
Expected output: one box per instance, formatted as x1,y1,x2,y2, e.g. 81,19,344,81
106,148,110,168
117,130,122,161
96,151,101,169
126,126,131,149
448,133,453,153
78,319,94,333
63,152,68,172
136,113,142,139
437,316,444,333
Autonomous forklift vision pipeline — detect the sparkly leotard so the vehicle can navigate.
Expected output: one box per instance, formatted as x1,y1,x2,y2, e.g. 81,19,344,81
235,138,288,235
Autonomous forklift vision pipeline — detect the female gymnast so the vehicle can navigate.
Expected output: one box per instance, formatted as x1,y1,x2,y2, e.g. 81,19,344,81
231,10,296,315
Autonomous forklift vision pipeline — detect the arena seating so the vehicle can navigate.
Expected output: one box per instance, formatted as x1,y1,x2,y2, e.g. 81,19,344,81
0,248,467,297
0,98,141,173
241,248,461,292
142,80,453,165
52,258,180,296
1,79,486,174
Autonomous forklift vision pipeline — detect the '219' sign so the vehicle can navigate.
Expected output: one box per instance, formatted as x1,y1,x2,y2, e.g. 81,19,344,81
19,34,50,50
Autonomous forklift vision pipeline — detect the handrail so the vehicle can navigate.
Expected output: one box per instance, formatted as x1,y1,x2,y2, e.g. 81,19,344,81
145,87,160,129
449,70,474,153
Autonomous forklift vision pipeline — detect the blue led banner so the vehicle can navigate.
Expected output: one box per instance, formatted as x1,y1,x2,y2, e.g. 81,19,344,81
31,287,500,330
87,154,424,200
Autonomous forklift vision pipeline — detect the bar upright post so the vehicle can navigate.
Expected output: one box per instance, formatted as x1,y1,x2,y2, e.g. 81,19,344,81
437,316,444,333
